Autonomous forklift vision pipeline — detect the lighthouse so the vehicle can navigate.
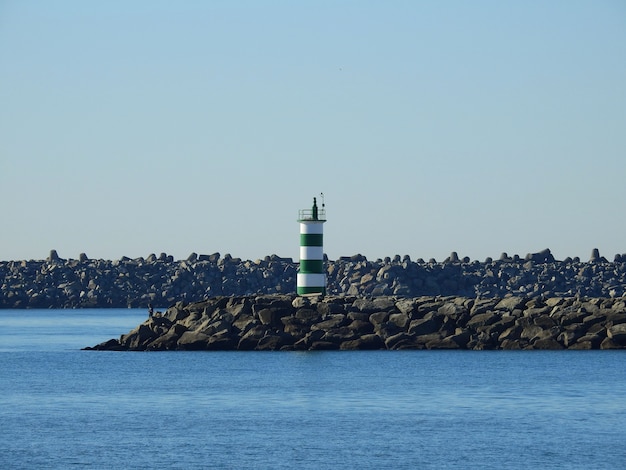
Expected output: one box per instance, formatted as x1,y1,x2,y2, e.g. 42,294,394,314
297,196,326,295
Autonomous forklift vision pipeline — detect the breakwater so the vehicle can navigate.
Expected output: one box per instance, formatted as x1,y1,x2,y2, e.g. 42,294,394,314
2,248,626,308
85,294,626,350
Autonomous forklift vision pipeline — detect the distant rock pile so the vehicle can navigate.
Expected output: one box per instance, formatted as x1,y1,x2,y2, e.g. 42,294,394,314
85,294,626,351
2,248,626,308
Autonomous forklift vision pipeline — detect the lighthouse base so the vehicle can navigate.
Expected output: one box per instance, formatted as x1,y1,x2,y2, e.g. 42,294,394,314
297,286,326,296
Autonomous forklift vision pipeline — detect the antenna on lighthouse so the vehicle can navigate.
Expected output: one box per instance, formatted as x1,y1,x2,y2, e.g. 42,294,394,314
320,192,325,209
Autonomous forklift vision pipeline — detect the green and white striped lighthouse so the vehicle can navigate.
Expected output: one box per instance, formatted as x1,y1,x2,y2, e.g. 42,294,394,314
297,196,326,295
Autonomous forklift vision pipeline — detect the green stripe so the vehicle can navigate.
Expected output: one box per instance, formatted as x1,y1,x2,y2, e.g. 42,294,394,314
299,259,324,273
297,286,326,295
300,234,323,246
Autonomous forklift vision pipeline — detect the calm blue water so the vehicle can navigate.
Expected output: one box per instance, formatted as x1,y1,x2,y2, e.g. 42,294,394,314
1,310,625,469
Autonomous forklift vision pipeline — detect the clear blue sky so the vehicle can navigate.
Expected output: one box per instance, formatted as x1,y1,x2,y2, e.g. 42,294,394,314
1,1,625,262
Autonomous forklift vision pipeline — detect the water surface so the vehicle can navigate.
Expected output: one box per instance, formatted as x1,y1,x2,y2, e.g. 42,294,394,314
1,310,624,469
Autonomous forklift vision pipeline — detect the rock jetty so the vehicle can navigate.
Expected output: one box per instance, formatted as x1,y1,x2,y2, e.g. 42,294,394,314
85,294,626,351
3,248,626,308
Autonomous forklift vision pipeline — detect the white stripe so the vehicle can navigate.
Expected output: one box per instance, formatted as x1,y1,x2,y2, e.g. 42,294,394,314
300,246,323,260
299,222,324,234
297,273,326,287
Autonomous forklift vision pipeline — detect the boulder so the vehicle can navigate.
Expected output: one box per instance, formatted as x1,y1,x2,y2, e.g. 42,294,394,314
425,335,463,350
395,299,418,315
281,317,308,337
533,315,557,328
467,312,499,329
483,317,516,336
500,339,523,350
445,330,471,349
498,325,522,342
206,333,237,350
311,314,348,331
295,309,321,324
607,323,626,345
48,249,60,262
469,298,499,315
233,313,256,333
309,341,339,350
388,313,410,329
384,332,417,350
533,338,564,350
375,321,404,340
524,249,554,263
147,324,187,350
120,324,158,349
600,337,622,349
369,311,390,326
323,327,358,345
340,334,385,350
256,333,294,351
438,302,467,318
590,248,601,262
177,330,211,350
520,325,545,341
348,320,374,335
574,333,604,349
408,317,441,336
558,328,584,348
257,308,277,326
414,332,444,347
495,297,526,312
237,325,271,350
347,311,370,322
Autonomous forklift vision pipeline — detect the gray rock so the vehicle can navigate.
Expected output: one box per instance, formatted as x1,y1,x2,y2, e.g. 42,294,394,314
348,320,374,335
340,334,385,350
384,332,417,350
48,249,60,262
446,330,471,348
408,318,440,336
467,312,499,328
309,341,339,350
238,325,271,350
311,314,348,331
590,248,601,262
147,324,187,350
388,313,410,329
256,333,293,351
369,311,390,326
322,327,358,345
347,311,370,322
206,333,237,350
532,338,564,349
600,337,622,349
295,309,321,324
353,298,392,313
177,330,211,350
607,323,626,345
495,297,527,312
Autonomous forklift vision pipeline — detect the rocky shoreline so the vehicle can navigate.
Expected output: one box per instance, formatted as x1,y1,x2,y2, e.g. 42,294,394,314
85,294,626,351
3,248,626,308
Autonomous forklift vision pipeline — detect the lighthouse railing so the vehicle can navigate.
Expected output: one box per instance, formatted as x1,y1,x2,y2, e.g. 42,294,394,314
298,208,326,221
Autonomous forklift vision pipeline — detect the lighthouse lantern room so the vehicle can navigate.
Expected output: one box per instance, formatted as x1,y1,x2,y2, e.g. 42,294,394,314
297,195,326,295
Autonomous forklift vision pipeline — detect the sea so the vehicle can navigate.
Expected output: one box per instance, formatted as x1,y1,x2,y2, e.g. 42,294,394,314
1,309,625,470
